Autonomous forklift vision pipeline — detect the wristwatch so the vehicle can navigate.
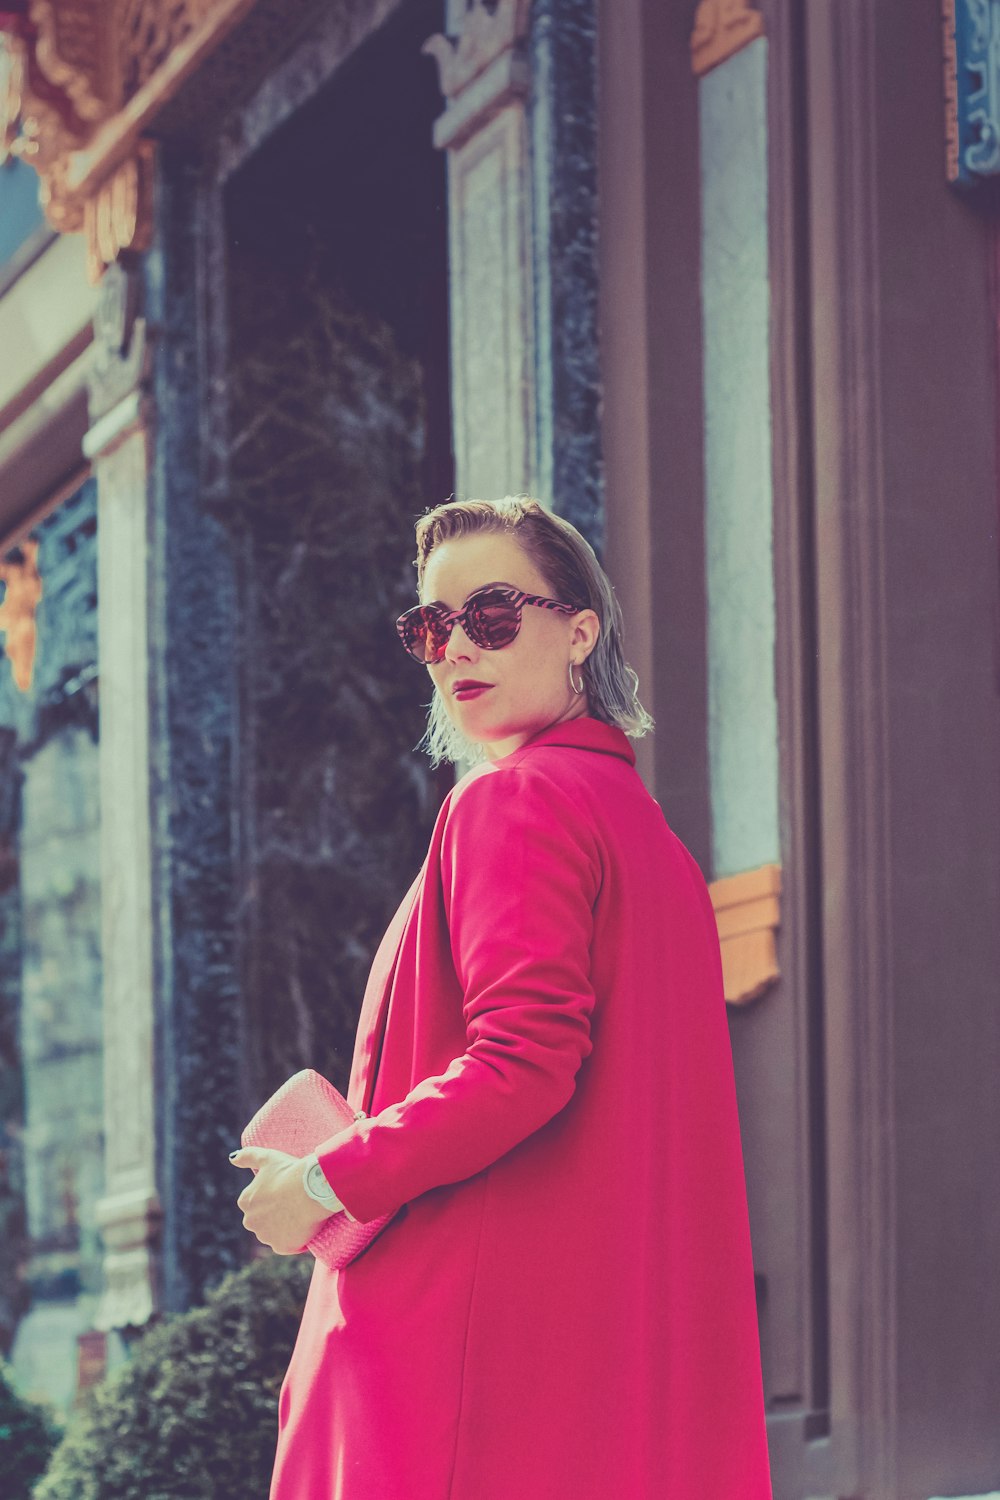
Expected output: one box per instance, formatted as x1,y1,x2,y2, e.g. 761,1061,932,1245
302,1153,345,1214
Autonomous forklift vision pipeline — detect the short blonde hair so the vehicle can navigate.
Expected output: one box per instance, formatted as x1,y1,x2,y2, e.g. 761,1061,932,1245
409,495,654,768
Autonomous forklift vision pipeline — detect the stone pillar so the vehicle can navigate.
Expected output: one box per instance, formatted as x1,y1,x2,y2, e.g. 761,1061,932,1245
526,0,602,541
424,0,536,499
82,262,162,1332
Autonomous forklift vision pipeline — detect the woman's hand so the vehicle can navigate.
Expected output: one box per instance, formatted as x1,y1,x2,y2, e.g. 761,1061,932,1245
230,1147,335,1255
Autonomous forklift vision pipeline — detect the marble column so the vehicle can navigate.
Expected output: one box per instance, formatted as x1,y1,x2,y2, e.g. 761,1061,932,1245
82,262,162,1332
424,0,536,500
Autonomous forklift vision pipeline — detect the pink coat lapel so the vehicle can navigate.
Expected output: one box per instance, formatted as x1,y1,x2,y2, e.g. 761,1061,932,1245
347,865,425,1111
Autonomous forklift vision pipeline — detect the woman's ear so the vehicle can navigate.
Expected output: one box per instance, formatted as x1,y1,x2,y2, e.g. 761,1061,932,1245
571,609,601,655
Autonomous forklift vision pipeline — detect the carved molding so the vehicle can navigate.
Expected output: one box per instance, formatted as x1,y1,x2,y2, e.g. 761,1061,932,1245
690,0,764,78
708,861,781,1005
0,536,43,693
0,0,251,275
423,0,530,150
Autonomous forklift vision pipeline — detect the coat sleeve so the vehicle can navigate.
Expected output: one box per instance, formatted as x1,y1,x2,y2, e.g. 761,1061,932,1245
314,763,602,1223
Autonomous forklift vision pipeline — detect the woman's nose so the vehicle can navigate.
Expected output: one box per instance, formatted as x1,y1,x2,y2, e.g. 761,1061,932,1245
444,618,478,662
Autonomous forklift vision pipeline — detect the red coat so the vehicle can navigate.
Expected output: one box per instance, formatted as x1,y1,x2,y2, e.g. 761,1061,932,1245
269,715,772,1500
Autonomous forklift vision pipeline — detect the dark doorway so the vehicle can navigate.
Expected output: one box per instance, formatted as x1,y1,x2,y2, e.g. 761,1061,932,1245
222,0,452,1104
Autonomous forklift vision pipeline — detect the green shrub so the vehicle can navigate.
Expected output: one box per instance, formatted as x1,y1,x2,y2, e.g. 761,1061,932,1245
34,1254,311,1500
0,1356,61,1500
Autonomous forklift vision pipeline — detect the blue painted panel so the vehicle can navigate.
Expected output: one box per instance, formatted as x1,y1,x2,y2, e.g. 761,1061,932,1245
0,157,44,269
699,38,781,880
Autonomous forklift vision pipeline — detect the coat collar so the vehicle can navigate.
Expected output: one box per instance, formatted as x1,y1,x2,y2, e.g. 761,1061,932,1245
490,714,637,769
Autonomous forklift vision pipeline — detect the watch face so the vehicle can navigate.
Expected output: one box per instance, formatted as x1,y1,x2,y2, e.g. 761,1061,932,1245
307,1162,335,1203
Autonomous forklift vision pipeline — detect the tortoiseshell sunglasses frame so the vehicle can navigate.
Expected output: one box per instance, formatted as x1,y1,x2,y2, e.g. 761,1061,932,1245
396,584,580,664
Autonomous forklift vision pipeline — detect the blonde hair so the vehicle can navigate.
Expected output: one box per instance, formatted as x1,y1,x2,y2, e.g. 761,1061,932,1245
409,495,654,768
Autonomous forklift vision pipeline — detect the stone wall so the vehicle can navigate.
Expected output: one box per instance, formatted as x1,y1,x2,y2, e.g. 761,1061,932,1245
0,478,103,1408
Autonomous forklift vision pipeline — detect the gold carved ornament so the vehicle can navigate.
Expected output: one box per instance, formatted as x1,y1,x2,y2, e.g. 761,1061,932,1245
0,0,249,280
690,0,764,78
0,1,116,235
0,537,43,693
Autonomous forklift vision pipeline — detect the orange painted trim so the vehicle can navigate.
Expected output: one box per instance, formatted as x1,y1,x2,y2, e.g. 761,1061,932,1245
690,0,765,79
708,861,781,1005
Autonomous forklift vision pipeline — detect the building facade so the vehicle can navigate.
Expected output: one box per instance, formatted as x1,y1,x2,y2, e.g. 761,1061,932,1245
0,2,998,1497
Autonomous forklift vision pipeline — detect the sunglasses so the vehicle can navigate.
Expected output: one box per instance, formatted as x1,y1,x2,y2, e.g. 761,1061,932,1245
396,584,580,664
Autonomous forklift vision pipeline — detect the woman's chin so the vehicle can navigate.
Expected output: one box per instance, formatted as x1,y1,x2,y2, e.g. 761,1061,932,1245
453,709,501,740
449,694,490,719
450,702,509,742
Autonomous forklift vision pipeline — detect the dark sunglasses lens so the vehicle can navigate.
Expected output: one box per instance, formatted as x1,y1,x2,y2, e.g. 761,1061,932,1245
466,591,520,649
399,608,445,663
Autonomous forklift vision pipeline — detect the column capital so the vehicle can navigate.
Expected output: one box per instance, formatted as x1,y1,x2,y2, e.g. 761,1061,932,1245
423,0,531,150
86,260,151,427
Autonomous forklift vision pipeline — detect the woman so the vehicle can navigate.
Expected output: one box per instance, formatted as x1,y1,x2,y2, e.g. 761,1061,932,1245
231,496,773,1500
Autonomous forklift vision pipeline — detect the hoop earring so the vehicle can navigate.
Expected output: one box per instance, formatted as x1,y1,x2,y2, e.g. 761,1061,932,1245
569,661,584,695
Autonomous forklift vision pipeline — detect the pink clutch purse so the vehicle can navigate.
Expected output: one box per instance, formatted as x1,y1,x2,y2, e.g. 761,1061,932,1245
241,1067,396,1270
